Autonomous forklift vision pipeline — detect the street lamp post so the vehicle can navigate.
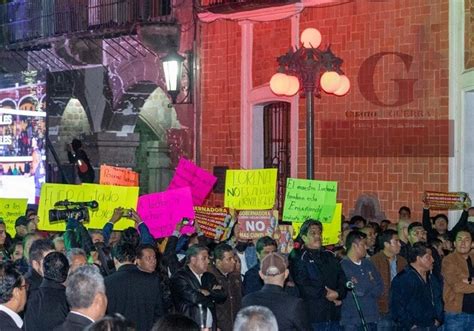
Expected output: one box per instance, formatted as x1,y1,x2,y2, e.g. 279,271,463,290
269,28,350,179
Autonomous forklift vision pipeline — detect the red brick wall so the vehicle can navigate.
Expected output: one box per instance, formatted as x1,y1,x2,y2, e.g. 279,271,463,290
199,0,450,220
253,18,292,88
200,20,242,207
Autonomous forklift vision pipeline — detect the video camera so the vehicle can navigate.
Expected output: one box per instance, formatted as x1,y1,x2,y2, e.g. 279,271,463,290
49,200,99,223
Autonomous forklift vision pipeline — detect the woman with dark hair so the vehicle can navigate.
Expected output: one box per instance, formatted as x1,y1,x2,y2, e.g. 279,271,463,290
151,314,199,331
85,314,135,331
0,220,12,261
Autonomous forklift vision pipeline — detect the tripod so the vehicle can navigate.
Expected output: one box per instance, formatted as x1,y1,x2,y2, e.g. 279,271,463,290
348,282,369,331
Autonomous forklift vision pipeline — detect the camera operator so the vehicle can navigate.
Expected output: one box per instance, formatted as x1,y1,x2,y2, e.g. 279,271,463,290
102,208,154,248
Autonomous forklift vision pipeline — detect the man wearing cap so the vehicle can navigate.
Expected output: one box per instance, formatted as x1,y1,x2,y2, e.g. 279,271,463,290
242,252,310,331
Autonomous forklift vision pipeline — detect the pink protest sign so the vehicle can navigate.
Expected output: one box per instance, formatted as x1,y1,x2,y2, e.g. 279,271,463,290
137,187,195,238
168,158,217,205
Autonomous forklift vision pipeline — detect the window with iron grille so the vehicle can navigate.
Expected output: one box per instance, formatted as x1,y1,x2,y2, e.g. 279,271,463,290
263,102,290,214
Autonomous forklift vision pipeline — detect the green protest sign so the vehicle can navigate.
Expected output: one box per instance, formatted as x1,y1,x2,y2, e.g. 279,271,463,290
282,178,337,223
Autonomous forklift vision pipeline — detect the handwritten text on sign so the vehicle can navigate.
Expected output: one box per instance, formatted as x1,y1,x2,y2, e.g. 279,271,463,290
168,158,217,205
137,187,195,238
292,203,342,246
100,165,139,187
0,198,28,236
38,183,139,231
224,169,277,210
283,178,337,223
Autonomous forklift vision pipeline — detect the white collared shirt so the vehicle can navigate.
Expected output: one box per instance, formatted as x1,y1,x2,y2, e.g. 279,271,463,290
70,311,95,323
190,269,213,328
0,304,23,328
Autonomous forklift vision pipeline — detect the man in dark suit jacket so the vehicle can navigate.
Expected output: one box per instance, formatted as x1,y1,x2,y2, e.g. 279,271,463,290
171,244,227,330
105,242,164,331
54,265,107,331
242,252,310,331
24,238,53,297
0,262,27,331
24,252,70,331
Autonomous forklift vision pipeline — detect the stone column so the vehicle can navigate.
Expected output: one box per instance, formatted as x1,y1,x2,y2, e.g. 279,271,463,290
146,141,172,193
86,132,140,168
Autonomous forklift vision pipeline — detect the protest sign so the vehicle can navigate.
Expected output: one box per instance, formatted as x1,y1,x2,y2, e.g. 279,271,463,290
194,206,235,241
0,198,28,236
137,187,195,238
283,178,337,223
424,191,470,210
38,183,139,231
99,165,139,187
272,224,294,254
237,210,278,240
292,203,342,246
168,158,217,205
224,169,277,210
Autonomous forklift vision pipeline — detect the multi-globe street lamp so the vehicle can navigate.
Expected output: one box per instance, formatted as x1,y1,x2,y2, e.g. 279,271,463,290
269,28,350,179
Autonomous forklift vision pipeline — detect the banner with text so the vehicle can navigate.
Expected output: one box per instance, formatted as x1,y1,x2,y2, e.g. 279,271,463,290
283,178,337,223
193,206,235,241
168,158,217,205
237,210,278,240
0,198,28,236
38,183,139,231
292,203,342,246
137,187,195,238
99,165,139,187
224,169,277,210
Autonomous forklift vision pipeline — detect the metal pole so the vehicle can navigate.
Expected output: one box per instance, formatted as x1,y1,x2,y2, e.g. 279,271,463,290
306,89,314,180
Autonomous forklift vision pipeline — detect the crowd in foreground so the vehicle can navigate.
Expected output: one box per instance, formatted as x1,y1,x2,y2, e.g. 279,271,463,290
0,203,474,331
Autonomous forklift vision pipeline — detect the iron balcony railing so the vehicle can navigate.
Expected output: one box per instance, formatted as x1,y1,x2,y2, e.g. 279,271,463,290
198,0,298,13
0,0,171,47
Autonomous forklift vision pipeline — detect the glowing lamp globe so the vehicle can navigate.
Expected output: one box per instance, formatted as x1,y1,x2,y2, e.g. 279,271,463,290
270,73,290,95
285,75,300,96
334,75,350,96
301,28,322,49
320,71,341,93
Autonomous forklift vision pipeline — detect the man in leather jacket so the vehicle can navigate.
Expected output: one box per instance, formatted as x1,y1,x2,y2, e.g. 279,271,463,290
171,244,226,330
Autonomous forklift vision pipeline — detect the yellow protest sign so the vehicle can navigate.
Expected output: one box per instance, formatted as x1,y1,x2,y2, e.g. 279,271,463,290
0,198,28,237
224,169,277,210
38,183,139,231
292,203,342,246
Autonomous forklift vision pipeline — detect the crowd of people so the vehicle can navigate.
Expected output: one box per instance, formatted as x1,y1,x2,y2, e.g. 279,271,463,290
0,201,473,331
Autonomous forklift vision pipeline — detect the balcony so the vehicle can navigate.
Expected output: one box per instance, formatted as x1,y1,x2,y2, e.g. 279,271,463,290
0,0,172,50
198,0,298,14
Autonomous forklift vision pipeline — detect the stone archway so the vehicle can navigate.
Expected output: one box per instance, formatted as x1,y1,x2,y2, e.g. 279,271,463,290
133,87,182,194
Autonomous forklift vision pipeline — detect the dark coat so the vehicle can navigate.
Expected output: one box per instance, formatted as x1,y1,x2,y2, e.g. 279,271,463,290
105,264,164,331
390,265,444,330
0,310,22,331
24,279,69,331
24,267,42,297
423,208,468,242
242,284,310,331
243,263,262,295
170,265,227,330
289,247,347,324
53,312,93,331
209,266,242,331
